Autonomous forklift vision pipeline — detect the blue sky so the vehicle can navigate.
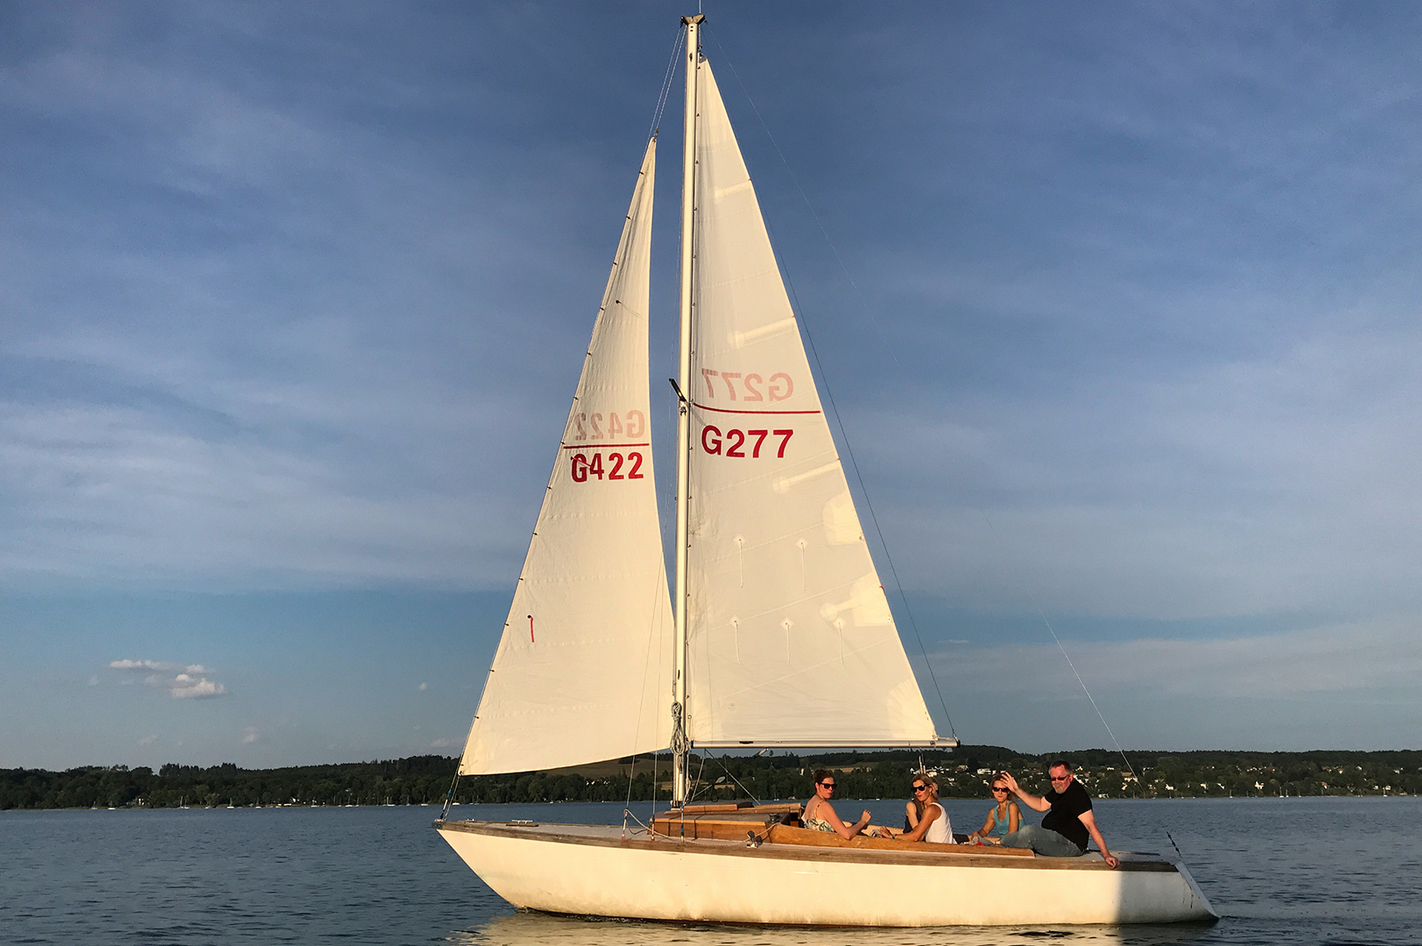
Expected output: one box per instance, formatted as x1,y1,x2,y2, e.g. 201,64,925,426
4,1,1421,769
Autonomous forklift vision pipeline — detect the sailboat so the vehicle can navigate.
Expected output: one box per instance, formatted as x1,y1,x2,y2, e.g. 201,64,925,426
436,16,1216,927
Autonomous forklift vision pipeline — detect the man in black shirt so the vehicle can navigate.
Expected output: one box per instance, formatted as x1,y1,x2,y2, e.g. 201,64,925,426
998,760,1119,868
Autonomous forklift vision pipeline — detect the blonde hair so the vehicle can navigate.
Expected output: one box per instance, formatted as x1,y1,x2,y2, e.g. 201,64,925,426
911,773,940,815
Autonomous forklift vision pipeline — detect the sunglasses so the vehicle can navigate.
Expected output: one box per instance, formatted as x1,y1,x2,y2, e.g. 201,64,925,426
912,784,927,793
819,782,836,789
1050,775,1071,782
991,786,1008,793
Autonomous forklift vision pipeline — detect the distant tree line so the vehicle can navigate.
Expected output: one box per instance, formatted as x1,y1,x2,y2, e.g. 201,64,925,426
4,747,1420,810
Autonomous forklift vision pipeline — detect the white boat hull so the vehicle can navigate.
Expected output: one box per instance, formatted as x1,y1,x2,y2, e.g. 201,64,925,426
436,820,1216,927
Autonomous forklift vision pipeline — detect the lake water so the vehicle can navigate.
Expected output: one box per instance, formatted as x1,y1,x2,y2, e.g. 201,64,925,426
4,797,1420,945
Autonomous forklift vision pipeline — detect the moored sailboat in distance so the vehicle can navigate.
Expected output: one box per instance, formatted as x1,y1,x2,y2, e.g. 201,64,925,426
435,15,1215,926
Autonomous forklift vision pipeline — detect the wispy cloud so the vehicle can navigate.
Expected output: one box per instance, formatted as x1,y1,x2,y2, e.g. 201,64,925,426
940,617,1422,700
110,659,211,673
0,6,604,594
932,615,1422,751
852,318,1422,620
5,4,1422,764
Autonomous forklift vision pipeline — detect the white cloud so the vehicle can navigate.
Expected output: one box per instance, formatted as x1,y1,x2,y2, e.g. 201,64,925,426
170,674,226,700
418,682,428,691
240,727,261,745
109,658,228,700
110,659,210,673
138,734,158,746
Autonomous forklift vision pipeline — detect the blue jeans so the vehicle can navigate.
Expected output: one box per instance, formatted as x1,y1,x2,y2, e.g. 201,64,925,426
1001,825,1085,857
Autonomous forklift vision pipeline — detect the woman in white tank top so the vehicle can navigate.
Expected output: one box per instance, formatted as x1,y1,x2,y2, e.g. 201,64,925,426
895,775,953,844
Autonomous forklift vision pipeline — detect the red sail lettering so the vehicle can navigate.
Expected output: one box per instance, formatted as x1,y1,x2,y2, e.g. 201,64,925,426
773,429,794,458
701,425,723,455
725,429,745,457
747,429,769,458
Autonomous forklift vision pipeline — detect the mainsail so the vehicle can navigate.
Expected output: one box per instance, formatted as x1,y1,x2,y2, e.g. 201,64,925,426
459,140,674,775
681,61,939,747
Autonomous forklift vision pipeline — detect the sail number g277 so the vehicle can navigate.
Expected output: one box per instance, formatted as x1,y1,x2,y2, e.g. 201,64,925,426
701,427,793,458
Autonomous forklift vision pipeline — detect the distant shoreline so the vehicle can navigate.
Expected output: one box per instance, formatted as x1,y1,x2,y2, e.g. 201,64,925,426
7,795,1421,813
5,746,1419,810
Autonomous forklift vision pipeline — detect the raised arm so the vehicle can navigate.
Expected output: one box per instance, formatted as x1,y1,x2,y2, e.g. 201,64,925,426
1078,809,1119,869
999,771,1050,813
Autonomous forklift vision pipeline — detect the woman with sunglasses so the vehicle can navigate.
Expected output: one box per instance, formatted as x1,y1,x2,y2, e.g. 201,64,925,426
802,769,873,840
894,776,951,843
967,777,1022,845
902,783,925,834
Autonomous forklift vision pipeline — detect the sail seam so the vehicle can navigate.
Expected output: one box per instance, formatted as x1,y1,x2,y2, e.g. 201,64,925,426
559,442,650,449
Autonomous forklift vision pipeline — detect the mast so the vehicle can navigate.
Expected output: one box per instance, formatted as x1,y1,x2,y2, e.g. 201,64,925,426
671,13,703,807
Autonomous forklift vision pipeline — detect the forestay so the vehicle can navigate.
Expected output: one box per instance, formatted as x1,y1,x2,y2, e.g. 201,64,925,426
459,141,674,775
682,62,939,747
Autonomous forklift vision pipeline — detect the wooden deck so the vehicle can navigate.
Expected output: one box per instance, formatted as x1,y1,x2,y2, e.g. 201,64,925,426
439,817,1180,873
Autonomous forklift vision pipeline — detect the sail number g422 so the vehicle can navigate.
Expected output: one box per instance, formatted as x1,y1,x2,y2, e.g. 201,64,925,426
701,427,794,458
570,451,644,483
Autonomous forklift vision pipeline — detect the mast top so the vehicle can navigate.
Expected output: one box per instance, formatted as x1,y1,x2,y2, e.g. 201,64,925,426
681,14,705,26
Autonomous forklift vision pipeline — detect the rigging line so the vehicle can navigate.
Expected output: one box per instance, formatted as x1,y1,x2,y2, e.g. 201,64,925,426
441,711,484,820
687,753,708,805
648,27,686,140
705,28,954,740
975,508,1138,782
706,27,902,371
622,753,639,837
440,769,460,821
710,751,762,805
623,807,653,835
